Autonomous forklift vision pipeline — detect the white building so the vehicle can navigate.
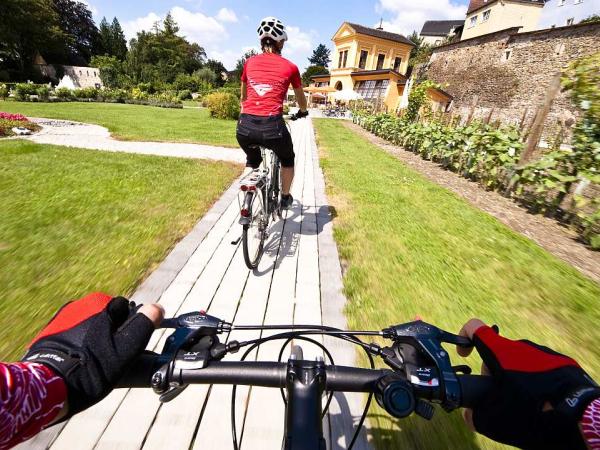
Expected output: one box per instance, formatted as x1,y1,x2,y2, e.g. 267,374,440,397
538,0,598,29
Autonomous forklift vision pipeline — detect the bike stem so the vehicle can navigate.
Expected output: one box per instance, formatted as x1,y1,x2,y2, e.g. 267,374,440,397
283,358,327,450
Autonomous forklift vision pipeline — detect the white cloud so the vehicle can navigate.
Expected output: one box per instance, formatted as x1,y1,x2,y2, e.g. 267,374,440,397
123,12,162,41
216,7,238,23
377,0,467,36
282,25,317,71
170,6,227,44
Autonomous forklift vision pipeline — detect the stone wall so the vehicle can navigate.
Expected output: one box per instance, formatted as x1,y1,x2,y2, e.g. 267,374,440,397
424,22,600,136
62,66,102,89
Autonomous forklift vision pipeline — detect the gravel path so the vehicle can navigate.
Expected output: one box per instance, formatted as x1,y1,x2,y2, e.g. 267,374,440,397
345,121,600,284
24,117,245,164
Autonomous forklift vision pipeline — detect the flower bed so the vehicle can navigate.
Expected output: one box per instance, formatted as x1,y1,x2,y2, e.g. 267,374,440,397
0,112,40,137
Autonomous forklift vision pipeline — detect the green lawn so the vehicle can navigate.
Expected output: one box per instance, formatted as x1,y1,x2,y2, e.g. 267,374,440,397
0,140,241,360
0,101,238,147
314,119,600,450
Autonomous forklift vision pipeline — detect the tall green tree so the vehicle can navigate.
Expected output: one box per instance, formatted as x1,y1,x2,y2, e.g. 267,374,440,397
51,0,100,65
98,17,112,55
308,44,331,67
407,31,432,71
125,13,206,85
205,59,227,87
110,18,128,60
234,49,258,81
301,65,329,86
0,0,65,80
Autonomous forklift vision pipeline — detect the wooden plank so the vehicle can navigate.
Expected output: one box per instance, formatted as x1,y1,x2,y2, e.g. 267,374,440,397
49,200,241,450
240,121,307,449
142,242,250,450
94,221,244,449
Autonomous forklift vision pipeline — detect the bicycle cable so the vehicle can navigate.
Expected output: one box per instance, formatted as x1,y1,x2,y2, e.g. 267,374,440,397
229,330,377,450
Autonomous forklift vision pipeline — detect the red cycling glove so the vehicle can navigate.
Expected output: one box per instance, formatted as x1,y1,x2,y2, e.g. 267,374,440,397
470,326,600,450
22,293,156,418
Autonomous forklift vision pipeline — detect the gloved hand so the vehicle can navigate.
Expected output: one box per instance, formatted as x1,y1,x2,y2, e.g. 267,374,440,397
458,319,599,450
23,292,164,418
290,110,309,121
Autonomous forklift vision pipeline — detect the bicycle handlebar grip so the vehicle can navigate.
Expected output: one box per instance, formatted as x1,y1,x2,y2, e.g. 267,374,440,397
116,352,162,388
457,375,494,409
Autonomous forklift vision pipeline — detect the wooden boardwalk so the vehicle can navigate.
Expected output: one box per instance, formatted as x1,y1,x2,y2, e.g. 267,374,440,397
18,119,371,450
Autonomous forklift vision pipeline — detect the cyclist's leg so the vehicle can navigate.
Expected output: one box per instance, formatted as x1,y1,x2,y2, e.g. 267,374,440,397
265,122,294,195
236,118,263,170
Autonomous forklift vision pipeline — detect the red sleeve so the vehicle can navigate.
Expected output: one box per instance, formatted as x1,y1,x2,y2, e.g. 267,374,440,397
581,398,600,449
241,62,248,83
0,362,67,449
289,64,302,89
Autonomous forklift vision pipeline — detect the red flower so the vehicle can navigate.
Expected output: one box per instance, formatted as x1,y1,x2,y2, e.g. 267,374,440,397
0,112,29,122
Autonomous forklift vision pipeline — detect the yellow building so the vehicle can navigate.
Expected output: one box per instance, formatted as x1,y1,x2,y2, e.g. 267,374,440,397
308,22,415,112
461,0,545,40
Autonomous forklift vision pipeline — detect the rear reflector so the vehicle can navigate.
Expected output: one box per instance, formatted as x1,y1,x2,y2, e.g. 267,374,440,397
240,208,250,217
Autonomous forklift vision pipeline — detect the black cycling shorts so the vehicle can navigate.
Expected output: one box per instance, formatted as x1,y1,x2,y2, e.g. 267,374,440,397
236,113,295,168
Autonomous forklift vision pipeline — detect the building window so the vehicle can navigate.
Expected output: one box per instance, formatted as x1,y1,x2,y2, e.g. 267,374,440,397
566,17,574,25
338,50,348,68
358,50,368,69
482,10,491,21
354,79,389,99
502,49,513,62
376,54,385,70
79,70,82,75
558,0,565,5
335,81,343,91
392,57,402,72
469,15,478,28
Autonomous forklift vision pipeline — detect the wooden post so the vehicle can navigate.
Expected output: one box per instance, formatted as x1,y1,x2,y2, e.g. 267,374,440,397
484,107,495,125
519,72,562,165
466,96,479,125
519,107,529,132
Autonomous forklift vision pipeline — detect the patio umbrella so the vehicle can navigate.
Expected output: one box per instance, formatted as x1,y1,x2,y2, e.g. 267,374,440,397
332,89,362,102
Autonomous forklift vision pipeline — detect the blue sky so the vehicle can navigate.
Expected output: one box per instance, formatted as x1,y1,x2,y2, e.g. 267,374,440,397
83,0,471,70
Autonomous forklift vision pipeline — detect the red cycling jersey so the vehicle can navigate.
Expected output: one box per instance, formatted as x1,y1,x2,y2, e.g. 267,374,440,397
0,362,66,449
241,53,302,116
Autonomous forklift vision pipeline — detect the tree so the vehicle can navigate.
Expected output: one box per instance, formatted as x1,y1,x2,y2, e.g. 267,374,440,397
98,18,112,55
90,54,126,87
125,14,206,85
580,15,600,24
51,0,100,65
308,44,331,67
0,0,65,80
110,18,128,60
407,31,432,71
234,49,258,81
205,59,227,87
301,65,329,86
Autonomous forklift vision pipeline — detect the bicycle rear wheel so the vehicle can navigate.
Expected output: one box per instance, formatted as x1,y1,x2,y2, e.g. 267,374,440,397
242,189,267,269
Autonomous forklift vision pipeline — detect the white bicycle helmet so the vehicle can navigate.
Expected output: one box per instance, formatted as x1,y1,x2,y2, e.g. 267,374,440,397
257,16,288,42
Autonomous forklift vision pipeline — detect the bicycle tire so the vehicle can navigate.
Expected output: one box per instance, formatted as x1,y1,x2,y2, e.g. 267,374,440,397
242,190,267,269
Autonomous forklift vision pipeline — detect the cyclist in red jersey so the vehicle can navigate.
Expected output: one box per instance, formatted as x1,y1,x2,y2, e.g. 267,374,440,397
237,16,309,209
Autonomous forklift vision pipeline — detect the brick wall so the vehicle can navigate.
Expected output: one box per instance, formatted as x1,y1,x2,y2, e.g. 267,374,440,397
424,22,600,135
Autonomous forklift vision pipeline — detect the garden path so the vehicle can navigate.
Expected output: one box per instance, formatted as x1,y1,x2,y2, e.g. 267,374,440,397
16,118,371,450
23,118,245,163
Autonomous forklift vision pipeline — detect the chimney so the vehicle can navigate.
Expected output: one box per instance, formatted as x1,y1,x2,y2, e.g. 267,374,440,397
377,18,383,30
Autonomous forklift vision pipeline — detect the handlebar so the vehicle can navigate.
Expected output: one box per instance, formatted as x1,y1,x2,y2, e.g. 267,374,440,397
118,355,492,409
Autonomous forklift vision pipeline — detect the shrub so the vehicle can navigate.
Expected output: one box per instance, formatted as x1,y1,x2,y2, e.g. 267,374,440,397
130,87,148,101
55,88,73,100
0,84,8,99
36,85,50,101
14,83,38,101
203,92,240,120
73,87,99,99
178,89,192,101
